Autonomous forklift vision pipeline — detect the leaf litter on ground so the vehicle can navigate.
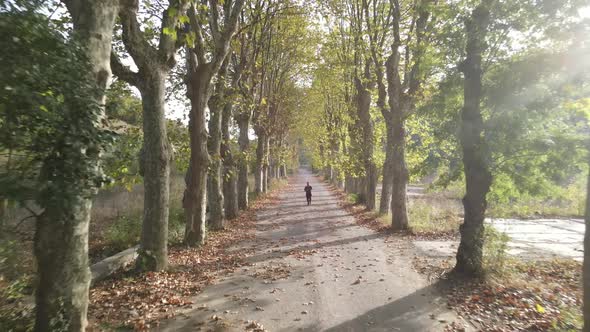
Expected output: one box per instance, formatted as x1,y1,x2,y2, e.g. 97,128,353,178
87,186,286,331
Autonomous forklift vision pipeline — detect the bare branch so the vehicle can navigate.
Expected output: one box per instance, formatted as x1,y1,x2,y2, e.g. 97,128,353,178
110,53,141,87
188,4,207,65
158,0,191,69
119,0,158,71
208,0,222,42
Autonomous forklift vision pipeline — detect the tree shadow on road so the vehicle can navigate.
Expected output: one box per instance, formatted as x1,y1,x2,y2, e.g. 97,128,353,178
244,232,387,264
291,281,469,332
256,206,345,222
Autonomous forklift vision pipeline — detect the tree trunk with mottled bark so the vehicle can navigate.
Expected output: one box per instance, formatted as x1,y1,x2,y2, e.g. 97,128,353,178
255,131,265,194
584,158,590,331
379,125,394,215
454,1,493,276
263,136,270,192
237,115,250,209
183,0,243,243
381,0,433,228
0,198,6,230
370,34,392,215
207,68,227,230
136,69,170,270
111,0,190,271
184,63,212,247
34,1,118,331
222,100,238,220
383,22,409,229
391,110,409,230
354,69,377,210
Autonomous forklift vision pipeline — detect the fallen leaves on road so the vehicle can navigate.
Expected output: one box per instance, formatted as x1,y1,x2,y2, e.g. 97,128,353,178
87,189,284,331
289,248,319,260
251,262,291,281
351,276,362,285
245,320,268,332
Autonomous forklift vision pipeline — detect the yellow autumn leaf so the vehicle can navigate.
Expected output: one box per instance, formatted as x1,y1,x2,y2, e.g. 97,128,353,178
536,303,545,314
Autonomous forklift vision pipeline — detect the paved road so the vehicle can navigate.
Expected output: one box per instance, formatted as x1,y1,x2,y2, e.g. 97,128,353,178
414,218,584,262
488,218,584,261
157,169,471,331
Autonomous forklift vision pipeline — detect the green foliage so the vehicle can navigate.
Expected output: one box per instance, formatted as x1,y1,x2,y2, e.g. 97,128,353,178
168,208,185,245
0,237,31,282
102,81,144,190
0,233,33,331
553,305,583,331
421,45,590,219
105,215,142,253
106,80,143,126
0,276,35,332
483,225,510,275
346,193,360,204
488,174,586,218
105,207,186,250
0,9,112,205
406,199,462,234
102,127,143,191
168,120,190,173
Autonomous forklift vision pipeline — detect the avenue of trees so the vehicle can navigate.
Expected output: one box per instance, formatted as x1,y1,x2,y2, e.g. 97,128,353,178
303,0,589,273
1,0,306,330
1,0,590,330
301,0,590,325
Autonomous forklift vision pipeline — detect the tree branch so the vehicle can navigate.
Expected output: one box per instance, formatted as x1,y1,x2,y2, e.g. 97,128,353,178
119,0,157,71
211,0,245,74
110,53,141,87
159,0,191,69
208,0,222,43
188,4,207,65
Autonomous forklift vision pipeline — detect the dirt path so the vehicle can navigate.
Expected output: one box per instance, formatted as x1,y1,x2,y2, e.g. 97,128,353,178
156,169,471,331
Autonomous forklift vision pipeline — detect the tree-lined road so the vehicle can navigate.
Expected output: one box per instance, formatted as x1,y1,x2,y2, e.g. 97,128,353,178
158,169,471,331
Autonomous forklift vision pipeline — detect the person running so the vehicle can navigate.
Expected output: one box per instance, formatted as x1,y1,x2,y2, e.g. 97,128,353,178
304,182,312,205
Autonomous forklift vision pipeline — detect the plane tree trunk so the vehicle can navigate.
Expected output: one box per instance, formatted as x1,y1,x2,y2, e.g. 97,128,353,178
207,62,228,230
390,108,409,230
136,69,170,269
237,113,251,209
184,62,212,247
222,99,239,219
584,156,590,330
183,0,244,245
380,125,394,214
372,45,392,215
263,135,270,192
454,1,493,276
255,129,265,194
34,1,118,330
111,0,189,271
382,0,433,229
354,63,377,210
